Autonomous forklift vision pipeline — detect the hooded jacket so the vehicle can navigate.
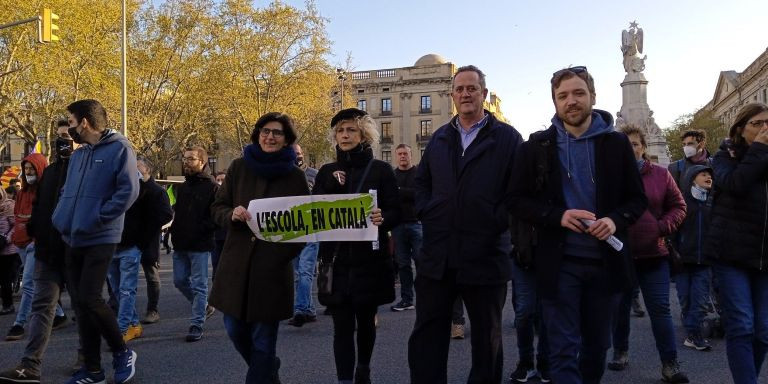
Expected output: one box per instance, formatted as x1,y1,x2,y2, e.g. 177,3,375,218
415,111,522,284
12,153,47,247
674,165,713,265
508,109,648,299
707,139,768,270
627,159,686,259
52,130,139,247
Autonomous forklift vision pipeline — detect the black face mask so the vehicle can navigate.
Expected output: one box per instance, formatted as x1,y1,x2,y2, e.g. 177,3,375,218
56,137,74,158
68,124,84,144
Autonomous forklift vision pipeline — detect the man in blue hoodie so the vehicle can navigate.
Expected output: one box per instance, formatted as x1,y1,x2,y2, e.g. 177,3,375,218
52,99,140,384
509,67,647,384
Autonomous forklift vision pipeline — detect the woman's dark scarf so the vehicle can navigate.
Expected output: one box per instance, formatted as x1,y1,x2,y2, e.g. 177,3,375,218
243,143,297,180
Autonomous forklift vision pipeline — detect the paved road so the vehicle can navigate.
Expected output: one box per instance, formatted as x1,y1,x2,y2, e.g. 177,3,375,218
0,254,764,383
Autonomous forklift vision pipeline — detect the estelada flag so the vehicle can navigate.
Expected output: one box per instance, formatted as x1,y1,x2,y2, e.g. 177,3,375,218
1,166,20,189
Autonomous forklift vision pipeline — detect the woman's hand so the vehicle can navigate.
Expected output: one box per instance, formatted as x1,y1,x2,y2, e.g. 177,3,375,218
231,205,252,222
333,171,346,186
371,208,383,226
754,125,768,145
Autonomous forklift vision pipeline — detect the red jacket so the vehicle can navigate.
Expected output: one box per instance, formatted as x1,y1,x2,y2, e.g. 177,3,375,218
628,160,686,259
12,153,47,247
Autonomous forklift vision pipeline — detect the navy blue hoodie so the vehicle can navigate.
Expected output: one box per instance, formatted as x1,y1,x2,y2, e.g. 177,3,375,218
52,130,139,247
553,109,615,259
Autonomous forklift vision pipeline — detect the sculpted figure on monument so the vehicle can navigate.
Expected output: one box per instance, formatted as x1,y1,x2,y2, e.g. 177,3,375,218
622,21,647,73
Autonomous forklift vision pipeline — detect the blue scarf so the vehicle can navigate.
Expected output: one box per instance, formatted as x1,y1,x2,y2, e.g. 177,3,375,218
243,144,297,180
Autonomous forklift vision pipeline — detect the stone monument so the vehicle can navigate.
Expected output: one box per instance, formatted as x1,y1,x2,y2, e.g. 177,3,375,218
618,21,670,165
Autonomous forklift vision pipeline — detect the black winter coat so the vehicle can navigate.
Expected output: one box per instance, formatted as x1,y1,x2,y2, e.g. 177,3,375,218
707,140,768,271
27,159,68,266
209,158,308,322
508,126,647,299
313,145,400,306
119,177,173,262
169,170,219,252
415,112,522,285
674,165,713,265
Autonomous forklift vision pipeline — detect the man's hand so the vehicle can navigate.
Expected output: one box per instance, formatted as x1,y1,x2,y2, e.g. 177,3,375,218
586,217,616,241
231,205,252,222
560,209,596,233
370,208,383,226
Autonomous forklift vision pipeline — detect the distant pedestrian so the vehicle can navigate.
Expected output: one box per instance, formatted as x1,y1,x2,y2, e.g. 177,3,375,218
170,146,218,342
390,144,421,313
0,187,17,316
707,102,768,384
668,130,712,188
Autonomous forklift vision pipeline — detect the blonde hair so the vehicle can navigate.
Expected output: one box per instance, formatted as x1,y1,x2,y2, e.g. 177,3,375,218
329,115,380,148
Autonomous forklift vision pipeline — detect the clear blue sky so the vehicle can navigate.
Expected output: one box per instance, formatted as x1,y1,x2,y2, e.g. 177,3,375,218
282,0,768,138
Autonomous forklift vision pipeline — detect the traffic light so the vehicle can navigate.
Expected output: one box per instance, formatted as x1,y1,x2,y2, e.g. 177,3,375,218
41,8,59,43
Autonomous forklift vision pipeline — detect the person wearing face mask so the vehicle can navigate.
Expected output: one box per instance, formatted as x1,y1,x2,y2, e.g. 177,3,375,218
6,151,65,343
668,130,712,189
106,155,173,341
707,103,768,384
209,112,309,384
672,165,714,352
0,120,77,383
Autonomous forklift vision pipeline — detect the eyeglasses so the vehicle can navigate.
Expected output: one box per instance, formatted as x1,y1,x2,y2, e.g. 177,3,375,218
182,157,200,163
259,127,285,138
747,119,768,128
551,66,589,84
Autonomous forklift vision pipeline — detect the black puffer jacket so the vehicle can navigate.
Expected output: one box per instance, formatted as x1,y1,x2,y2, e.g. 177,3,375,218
674,165,713,265
120,177,173,259
170,170,219,252
313,144,400,306
707,139,768,271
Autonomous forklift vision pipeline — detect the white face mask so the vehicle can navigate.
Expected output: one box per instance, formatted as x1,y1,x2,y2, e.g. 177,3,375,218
683,145,698,158
25,175,36,185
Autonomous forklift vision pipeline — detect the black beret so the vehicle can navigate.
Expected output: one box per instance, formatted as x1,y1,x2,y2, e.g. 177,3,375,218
331,108,368,128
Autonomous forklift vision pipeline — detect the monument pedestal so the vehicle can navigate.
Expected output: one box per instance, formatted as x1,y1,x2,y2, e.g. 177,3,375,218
619,72,670,165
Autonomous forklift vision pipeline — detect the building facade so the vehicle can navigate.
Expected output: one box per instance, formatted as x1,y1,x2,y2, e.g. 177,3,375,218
347,54,506,165
704,47,768,126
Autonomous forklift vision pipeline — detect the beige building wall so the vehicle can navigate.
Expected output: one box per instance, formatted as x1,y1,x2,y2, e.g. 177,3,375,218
349,54,507,166
705,47,768,127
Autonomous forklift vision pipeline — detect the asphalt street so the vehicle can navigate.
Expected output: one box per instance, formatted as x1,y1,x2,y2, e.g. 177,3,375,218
0,254,764,384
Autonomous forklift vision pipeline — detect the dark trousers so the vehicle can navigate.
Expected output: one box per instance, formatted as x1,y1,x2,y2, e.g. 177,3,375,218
408,271,506,384
22,258,65,374
66,244,126,371
541,259,619,384
141,258,161,313
331,303,378,380
222,314,279,384
0,254,19,308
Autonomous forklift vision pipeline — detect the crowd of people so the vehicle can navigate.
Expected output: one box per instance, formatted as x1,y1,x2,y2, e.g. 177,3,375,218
0,64,765,384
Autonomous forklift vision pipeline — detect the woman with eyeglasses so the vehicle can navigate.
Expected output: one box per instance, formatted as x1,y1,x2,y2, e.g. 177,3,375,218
209,112,309,384
313,108,400,384
707,102,768,384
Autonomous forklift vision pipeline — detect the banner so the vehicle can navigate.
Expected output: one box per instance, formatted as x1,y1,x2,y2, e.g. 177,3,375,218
246,193,377,243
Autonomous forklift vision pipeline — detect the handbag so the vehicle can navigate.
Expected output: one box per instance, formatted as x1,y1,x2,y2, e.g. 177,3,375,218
666,237,683,274
316,159,375,302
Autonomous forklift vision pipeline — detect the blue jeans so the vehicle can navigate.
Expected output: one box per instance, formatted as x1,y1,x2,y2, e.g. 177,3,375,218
15,243,64,327
223,314,279,384
172,250,209,328
674,264,711,336
511,262,548,365
106,246,141,331
293,242,318,316
392,222,422,303
715,263,768,384
613,260,677,362
541,260,619,384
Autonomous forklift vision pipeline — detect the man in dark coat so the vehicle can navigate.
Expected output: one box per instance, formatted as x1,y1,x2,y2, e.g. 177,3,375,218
0,120,77,383
169,146,218,342
408,65,523,384
509,67,647,384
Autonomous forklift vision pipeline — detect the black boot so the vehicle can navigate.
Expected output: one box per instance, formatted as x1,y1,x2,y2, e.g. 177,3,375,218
354,365,370,384
270,356,281,384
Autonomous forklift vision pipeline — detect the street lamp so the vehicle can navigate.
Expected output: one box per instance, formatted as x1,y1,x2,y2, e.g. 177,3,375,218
336,68,346,109
208,156,217,174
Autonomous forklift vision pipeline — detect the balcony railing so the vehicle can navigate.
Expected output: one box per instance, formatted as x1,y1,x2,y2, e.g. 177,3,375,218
417,134,431,143
419,107,432,114
380,136,393,144
380,110,392,116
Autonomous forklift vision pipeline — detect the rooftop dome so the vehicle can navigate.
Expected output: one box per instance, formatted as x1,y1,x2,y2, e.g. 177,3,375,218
414,53,448,66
